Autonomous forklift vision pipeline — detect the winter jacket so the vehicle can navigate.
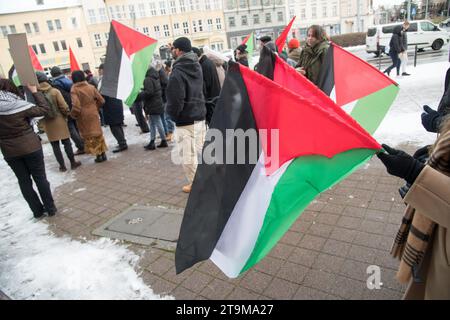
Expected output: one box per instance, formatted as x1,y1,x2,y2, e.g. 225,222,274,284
52,75,72,93
139,67,164,115
288,47,302,64
389,25,404,55
0,91,49,159
102,95,124,126
86,75,99,88
70,81,105,139
205,52,226,88
296,39,329,85
199,55,221,101
237,57,249,67
158,68,168,103
38,82,70,142
166,52,206,126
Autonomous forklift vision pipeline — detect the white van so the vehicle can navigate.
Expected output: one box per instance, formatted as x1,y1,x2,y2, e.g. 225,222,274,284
366,20,449,56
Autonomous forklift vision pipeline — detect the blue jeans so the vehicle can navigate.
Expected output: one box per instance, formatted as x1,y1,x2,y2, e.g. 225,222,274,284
161,112,175,134
149,114,166,141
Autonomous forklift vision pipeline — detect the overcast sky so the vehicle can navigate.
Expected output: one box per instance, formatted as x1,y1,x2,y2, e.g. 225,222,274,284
373,0,405,8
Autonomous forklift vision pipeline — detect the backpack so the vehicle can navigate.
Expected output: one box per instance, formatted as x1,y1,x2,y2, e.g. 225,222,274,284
43,90,59,120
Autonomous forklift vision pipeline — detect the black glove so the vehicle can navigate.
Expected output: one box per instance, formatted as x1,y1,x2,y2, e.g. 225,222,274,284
421,105,441,133
377,144,424,185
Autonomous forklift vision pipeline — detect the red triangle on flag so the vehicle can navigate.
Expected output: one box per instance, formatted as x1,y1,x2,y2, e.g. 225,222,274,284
275,16,296,53
69,47,80,72
28,46,43,71
242,33,252,45
333,43,397,106
111,20,157,57
240,63,381,175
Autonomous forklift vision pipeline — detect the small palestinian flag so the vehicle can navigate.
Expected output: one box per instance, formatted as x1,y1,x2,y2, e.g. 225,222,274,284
175,61,381,278
100,20,157,106
69,47,80,71
275,16,296,54
318,42,399,134
28,45,44,71
241,32,254,65
8,65,21,86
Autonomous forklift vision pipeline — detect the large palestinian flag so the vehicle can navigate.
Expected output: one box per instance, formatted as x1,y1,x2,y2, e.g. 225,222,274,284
318,42,399,134
175,61,381,278
100,20,157,106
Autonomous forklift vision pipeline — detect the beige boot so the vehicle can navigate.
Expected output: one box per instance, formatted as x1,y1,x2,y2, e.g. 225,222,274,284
182,183,192,193
166,132,173,142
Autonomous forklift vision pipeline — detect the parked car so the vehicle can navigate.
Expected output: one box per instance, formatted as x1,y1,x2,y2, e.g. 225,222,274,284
366,20,449,56
440,18,450,27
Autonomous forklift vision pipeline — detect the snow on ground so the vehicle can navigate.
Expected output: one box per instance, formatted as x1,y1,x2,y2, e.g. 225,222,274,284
373,60,447,147
0,113,172,300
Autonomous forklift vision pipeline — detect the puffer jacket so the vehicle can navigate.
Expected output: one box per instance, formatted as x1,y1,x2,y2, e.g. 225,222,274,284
139,67,164,115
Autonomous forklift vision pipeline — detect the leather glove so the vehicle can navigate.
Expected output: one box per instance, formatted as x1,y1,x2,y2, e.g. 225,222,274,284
421,105,441,133
377,144,424,185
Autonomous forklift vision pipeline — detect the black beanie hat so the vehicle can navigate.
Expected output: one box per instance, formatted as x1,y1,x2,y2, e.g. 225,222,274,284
50,66,62,77
173,37,192,53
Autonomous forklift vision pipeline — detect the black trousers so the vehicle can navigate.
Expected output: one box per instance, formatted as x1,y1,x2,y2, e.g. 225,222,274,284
6,149,55,217
50,138,75,168
68,120,84,151
133,102,149,133
110,124,127,147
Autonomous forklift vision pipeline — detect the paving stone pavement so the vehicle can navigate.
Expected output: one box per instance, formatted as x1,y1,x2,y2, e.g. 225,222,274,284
43,135,421,300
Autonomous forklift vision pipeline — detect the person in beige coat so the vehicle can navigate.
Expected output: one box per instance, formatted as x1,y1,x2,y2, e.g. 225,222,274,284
36,72,81,172
377,117,450,299
70,70,107,163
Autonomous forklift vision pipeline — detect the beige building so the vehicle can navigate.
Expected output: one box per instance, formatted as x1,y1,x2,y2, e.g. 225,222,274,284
0,0,97,77
0,0,228,78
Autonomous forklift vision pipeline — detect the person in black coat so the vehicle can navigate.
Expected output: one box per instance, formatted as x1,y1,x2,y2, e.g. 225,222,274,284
192,47,221,125
235,44,249,67
138,67,168,150
383,25,405,77
102,95,127,153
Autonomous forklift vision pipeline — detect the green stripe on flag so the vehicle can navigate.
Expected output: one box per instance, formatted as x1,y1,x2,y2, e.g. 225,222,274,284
240,148,376,274
124,43,157,106
350,84,399,135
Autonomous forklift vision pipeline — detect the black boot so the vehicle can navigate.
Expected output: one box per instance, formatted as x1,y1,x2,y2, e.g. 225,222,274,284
95,154,104,163
158,140,168,148
112,145,128,153
102,152,107,161
144,140,156,150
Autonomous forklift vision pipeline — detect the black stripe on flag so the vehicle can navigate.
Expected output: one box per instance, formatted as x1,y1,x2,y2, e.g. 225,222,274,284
317,43,335,96
255,45,276,80
175,62,260,274
100,23,122,98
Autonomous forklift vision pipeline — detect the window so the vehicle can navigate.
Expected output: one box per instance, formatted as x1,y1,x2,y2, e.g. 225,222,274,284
163,24,170,37
239,0,246,8
115,5,122,19
241,15,248,26
195,0,201,10
205,0,211,10
76,37,83,47
323,6,327,17
183,21,189,34
180,0,186,12
211,42,224,51
94,34,102,47
277,11,283,22
36,0,44,5
129,5,136,19
138,4,146,17
99,8,107,22
24,23,32,34
33,22,40,33
61,40,67,50
39,43,46,54
226,0,235,10
216,18,221,30
192,20,197,32
251,0,258,5
189,0,194,11
421,22,436,31
104,33,109,41
159,1,167,15
198,19,203,32
332,5,337,16
289,7,295,19
47,20,54,31
265,13,271,23
207,19,213,31
312,6,317,19
88,9,96,24
53,41,60,51
31,44,38,54
109,6,115,19
170,1,177,13
150,3,157,15
253,14,260,25
301,8,306,19
408,23,418,32
154,25,161,38
71,17,78,28
229,17,235,28
8,25,16,34
55,19,62,30
174,22,181,35
143,27,150,36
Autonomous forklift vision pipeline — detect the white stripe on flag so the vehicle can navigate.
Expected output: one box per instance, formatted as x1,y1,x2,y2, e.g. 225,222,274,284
331,86,358,114
210,154,291,278
117,50,134,101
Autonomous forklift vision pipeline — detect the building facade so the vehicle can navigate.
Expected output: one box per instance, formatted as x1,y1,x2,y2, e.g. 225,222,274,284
223,0,287,51
340,0,374,34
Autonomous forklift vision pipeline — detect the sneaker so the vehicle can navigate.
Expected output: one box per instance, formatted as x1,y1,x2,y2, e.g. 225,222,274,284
95,154,105,163
70,161,82,170
182,184,192,193
158,140,168,148
402,72,411,76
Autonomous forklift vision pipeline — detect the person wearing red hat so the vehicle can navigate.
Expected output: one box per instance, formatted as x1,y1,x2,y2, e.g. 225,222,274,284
287,38,301,65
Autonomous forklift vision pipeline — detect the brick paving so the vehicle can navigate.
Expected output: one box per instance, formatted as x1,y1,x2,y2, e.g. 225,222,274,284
42,128,419,300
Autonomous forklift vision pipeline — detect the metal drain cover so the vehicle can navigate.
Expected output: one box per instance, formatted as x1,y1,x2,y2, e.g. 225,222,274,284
92,206,183,250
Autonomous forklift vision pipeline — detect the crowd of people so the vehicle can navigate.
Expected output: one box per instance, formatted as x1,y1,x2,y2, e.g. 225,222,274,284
0,25,449,299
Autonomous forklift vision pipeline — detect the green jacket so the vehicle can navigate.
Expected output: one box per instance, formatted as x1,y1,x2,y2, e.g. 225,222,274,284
296,40,329,85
